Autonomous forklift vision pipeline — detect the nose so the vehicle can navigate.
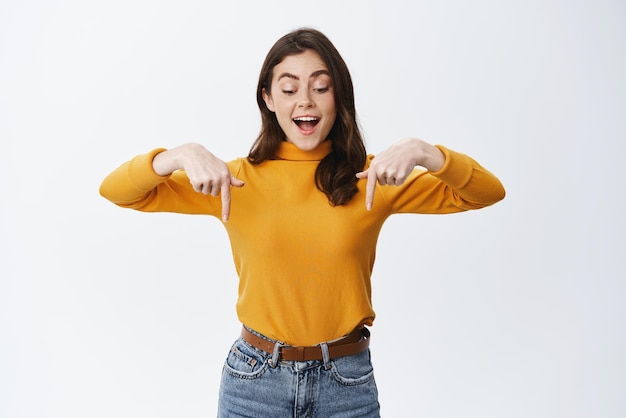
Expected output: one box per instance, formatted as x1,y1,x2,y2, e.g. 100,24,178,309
298,90,314,108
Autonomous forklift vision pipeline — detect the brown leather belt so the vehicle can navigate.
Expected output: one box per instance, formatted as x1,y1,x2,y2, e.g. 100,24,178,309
241,327,370,362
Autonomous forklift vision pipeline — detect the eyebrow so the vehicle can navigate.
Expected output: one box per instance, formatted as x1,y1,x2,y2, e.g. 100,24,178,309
277,69,330,81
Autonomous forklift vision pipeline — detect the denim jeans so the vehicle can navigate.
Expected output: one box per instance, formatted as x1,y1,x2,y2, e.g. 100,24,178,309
217,329,380,417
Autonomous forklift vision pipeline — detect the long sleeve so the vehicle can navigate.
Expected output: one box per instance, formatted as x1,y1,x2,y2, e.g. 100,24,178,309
99,148,221,215
376,145,505,214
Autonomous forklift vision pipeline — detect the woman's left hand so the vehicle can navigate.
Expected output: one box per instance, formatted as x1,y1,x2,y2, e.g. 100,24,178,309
355,138,445,210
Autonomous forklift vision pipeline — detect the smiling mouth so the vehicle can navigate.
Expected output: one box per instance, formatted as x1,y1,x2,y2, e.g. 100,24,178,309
293,116,319,131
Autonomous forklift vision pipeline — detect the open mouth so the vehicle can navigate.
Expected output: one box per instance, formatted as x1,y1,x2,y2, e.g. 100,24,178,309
293,116,320,131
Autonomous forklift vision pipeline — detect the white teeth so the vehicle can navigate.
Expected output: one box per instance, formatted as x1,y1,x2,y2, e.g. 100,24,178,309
293,117,318,121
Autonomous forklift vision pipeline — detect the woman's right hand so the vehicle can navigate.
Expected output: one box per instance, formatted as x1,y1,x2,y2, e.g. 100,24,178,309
152,142,245,222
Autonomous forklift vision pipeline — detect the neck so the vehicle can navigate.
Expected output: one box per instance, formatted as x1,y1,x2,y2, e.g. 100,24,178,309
275,140,332,161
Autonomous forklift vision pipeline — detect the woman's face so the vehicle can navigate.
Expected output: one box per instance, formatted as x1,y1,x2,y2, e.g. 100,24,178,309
263,50,337,151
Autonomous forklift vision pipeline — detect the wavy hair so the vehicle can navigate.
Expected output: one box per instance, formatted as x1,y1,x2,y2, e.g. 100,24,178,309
248,28,366,206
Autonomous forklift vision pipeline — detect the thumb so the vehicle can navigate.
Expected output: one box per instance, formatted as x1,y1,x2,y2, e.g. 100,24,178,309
355,169,368,179
230,176,245,187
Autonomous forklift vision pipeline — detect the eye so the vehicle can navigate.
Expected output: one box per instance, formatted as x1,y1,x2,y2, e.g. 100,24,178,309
314,86,330,94
282,89,296,95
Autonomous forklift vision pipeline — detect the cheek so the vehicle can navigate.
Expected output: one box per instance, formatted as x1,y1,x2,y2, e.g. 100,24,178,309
274,108,293,130
276,108,293,124
273,100,292,117
322,97,337,116
324,102,337,123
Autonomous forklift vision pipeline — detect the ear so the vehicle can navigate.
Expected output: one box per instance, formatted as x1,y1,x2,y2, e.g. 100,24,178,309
262,88,275,112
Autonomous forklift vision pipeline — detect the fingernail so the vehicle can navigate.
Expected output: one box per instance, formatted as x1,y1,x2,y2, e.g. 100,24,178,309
222,216,229,222
366,203,372,211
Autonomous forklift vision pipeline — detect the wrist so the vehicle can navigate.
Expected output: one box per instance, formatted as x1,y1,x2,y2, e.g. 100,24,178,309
425,145,445,172
411,139,445,171
152,148,180,176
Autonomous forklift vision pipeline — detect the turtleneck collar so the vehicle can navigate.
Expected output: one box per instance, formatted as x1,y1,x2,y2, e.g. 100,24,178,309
275,140,332,161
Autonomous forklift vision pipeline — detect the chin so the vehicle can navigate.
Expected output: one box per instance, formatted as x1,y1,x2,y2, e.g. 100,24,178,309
293,140,324,151
286,133,323,150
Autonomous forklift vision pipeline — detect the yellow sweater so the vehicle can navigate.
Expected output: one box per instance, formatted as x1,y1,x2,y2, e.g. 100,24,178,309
100,141,505,345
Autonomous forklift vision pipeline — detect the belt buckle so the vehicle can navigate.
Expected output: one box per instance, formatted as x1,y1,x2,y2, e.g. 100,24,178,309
267,339,286,368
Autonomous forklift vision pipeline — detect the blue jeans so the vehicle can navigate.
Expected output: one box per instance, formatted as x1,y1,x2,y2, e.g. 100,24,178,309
217,329,380,417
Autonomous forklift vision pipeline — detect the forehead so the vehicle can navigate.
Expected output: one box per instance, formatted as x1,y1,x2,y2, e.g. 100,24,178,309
272,50,329,81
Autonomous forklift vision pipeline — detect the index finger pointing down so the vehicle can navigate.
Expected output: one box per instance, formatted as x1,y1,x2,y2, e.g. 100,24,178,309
365,168,377,211
221,182,231,222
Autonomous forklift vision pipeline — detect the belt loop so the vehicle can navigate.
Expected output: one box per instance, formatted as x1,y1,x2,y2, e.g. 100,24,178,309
320,342,331,370
268,340,282,368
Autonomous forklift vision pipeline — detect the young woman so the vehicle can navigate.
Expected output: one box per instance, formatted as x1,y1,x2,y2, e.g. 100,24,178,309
100,28,505,417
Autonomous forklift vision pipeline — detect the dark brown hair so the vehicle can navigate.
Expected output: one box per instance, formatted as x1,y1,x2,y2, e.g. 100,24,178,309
248,28,366,206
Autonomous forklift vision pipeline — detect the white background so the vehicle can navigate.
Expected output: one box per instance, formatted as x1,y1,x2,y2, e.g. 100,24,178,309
1,1,624,417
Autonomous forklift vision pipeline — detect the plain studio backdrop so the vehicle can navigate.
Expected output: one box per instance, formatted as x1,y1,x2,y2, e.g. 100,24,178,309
1,1,624,417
